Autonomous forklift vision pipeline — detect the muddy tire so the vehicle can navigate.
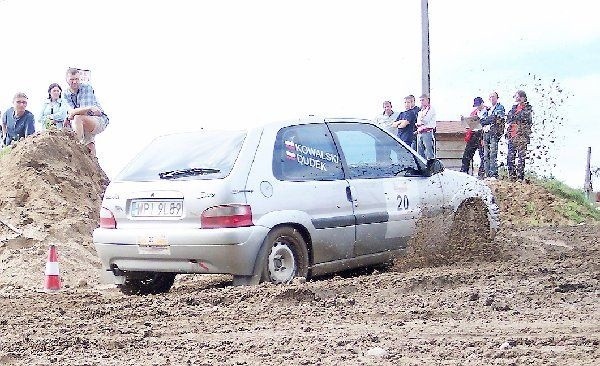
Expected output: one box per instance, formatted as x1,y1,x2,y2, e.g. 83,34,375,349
445,198,499,263
450,198,491,244
260,227,309,284
118,272,176,295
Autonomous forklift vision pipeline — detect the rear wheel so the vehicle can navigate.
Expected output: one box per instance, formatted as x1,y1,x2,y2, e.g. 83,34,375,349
118,272,176,295
260,227,309,284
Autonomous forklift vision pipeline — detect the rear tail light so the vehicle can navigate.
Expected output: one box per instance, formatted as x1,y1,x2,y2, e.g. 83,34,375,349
201,205,253,228
99,207,117,229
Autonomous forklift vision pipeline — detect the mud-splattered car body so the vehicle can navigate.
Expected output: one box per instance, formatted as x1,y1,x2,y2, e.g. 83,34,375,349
93,117,499,294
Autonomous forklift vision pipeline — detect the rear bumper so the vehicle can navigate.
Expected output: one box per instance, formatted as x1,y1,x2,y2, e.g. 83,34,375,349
93,226,270,280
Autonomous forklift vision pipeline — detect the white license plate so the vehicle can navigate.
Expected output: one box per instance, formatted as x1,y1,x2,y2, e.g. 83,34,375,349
131,200,183,217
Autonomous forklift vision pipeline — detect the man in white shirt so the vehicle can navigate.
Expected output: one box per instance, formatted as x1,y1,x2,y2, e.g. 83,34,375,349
416,94,436,160
373,100,399,136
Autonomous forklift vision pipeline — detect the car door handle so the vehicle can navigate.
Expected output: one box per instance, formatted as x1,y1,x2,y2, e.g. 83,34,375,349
346,186,354,202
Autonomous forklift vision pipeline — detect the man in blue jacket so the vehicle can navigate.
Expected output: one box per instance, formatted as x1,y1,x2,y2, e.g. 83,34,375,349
2,92,35,146
480,92,506,179
393,95,420,148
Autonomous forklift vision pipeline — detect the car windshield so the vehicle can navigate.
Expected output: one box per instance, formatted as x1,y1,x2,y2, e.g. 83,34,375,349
116,130,247,181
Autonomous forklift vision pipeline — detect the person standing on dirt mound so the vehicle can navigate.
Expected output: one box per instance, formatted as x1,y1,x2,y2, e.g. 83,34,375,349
38,83,67,130
480,92,506,179
63,67,109,156
1,92,35,146
506,90,533,181
460,97,487,176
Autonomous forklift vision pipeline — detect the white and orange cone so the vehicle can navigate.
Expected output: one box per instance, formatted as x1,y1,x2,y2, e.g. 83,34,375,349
44,245,62,292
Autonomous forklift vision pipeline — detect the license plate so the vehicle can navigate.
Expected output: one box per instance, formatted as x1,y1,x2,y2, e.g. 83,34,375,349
131,200,183,217
137,234,171,255
137,234,169,247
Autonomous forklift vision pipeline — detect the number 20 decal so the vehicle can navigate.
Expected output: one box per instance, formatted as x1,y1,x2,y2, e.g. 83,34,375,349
397,194,409,210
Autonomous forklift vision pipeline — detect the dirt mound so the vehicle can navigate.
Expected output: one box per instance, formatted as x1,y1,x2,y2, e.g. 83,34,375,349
0,130,108,290
486,179,595,227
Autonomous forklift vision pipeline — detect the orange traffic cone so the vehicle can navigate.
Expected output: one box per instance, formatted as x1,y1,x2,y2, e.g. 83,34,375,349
44,245,62,292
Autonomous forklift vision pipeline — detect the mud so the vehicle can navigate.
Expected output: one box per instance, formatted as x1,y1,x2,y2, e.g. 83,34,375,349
0,132,598,365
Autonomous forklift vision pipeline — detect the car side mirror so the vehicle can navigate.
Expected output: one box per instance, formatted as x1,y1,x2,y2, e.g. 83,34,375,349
426,158,444,176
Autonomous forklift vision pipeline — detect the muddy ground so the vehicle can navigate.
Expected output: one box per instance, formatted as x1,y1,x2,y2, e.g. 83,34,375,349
0,132,598,365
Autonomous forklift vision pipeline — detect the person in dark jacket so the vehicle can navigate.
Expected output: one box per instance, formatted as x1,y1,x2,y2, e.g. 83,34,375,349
2,92,35,146
460,97,487,175
393,95,420,148
480,92,506,179
506,90,533,180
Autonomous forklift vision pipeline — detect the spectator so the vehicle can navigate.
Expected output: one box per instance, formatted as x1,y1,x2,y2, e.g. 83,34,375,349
63,67,109,156
460,97,487,175
373,100,399,136
393,95,420,148
506,90,533,181
480,92,506,179
416,94,436,160
1,92,35,146
38,83,67,130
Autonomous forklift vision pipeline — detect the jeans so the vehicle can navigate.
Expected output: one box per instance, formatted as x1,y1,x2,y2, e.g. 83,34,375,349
483,131,499,177
417,131,435,160
507,137,529,180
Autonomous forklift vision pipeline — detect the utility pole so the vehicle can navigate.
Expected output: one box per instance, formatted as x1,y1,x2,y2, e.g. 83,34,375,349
584,147,592,201
421,0,430,96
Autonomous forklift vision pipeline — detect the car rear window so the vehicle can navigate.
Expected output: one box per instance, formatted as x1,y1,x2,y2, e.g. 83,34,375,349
116,131,247,181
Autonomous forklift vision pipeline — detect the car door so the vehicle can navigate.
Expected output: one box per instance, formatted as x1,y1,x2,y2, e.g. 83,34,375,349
247,123,356,265
328,122,444,257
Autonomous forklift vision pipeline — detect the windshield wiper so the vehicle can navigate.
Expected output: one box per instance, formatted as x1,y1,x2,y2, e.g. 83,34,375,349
159,168,221,179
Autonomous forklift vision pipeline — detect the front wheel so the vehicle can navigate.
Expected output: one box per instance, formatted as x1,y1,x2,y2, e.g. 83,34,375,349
260,227,309,284
118,272,176,295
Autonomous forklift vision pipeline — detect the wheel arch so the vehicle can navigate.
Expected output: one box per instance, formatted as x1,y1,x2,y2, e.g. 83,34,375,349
269,222,314,266
452,196,495,240
449,184,500,235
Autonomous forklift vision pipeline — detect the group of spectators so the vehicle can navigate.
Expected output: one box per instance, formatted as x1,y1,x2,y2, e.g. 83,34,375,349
374,94,436,160
375,90,533,181
460,90,533,181
0,68,109,156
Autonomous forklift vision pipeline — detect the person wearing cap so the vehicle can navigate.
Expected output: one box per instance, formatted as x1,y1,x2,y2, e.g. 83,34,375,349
63,67,110,156
373,100,400,136
460,97,488,175
480,92,506,179
38,83,67,130
505,90,533,180
416,94,436,159
1,92,35,146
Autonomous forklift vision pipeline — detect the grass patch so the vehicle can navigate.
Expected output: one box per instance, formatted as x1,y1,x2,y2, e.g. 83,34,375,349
539,178,600,222
0,145,12,160
525,202,536,215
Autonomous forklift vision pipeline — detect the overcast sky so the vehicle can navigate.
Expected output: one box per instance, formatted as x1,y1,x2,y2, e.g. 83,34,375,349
0,0,598,188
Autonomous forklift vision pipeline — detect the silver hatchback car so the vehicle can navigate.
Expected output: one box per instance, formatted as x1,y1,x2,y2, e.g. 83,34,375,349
94,117,499,294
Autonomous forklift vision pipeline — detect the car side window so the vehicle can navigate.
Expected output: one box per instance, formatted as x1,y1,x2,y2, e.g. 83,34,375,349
273,124,344,181
329,122,422,179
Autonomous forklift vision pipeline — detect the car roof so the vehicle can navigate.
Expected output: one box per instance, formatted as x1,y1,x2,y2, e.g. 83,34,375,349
260,116,372,130
152,116,374,139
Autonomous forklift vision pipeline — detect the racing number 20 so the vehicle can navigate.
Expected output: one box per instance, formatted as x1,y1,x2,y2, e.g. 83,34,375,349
397,194,409,210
